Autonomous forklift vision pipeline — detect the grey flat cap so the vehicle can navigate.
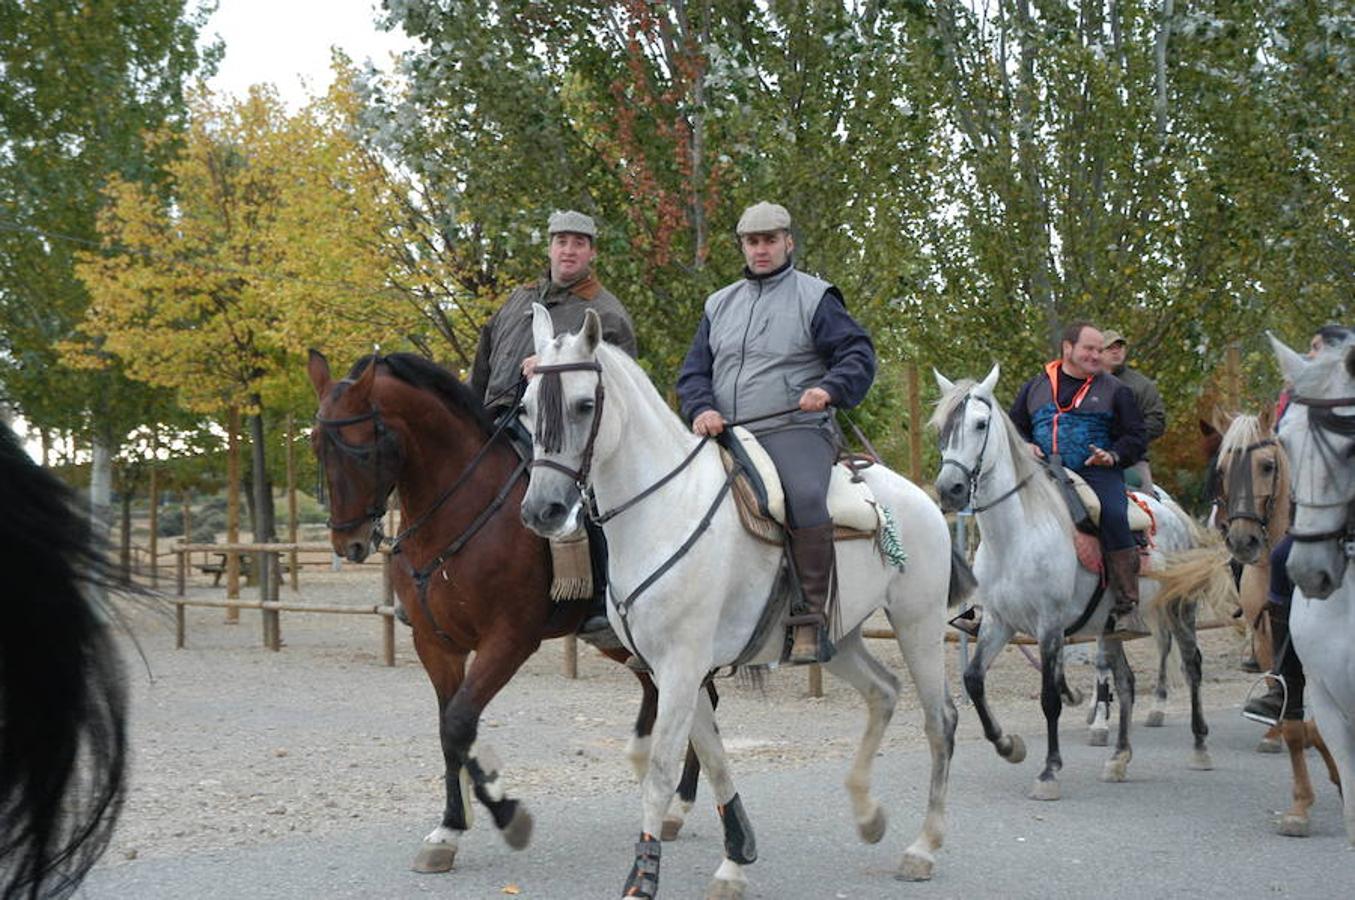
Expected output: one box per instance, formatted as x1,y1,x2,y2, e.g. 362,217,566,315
548,210,597,238
736,201,792,235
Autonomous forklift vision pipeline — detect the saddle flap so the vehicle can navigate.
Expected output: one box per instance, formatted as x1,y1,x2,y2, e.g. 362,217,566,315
722,426,878,533
1064,468,1152,532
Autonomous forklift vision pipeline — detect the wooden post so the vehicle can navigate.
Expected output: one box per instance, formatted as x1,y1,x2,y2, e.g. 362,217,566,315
175,546,186,648
182,491,191,547
226,406,241,617
381,550,395,667
148,428,159,588
268,551,281,651
563,634,579,679
287,412,299,592
908,362,924,482
808,663,823,698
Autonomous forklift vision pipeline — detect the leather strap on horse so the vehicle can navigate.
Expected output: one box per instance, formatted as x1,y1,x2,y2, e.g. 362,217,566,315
1062,579,1109,638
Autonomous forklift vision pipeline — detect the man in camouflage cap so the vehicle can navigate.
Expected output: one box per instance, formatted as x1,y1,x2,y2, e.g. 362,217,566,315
469,210,637,632
676,201,877,663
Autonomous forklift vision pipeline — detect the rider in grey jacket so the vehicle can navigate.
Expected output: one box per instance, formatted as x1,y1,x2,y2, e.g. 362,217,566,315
676,202,876,663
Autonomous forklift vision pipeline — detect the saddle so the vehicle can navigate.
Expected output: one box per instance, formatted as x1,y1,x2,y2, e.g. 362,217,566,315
717,426,879,545
1058,467,1156,575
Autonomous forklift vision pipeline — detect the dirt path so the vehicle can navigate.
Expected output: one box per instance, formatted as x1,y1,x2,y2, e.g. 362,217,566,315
103,564,1262,867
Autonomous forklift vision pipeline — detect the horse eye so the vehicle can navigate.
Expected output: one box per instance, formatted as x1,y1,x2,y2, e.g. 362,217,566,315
1259,461,1275,474
975,419,988,432
575,398,596,415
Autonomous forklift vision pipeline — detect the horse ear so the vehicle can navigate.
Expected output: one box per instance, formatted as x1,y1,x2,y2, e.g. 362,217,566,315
1210,407,1233,435
582,308,602,353
307,349,332,400
1198,418,1218,439
978,363,1000,396
933,369,956,394
1259,404,1276,433
531,303,555,355
349,353,378,403
1268,331,1308,385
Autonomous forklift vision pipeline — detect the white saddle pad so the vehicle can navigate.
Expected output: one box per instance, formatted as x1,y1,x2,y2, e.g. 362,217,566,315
1065,468,1152,532
729,426,880,533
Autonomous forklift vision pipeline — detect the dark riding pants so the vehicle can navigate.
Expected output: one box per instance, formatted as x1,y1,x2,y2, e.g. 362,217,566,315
1268,533,1295,607
757,428,836,529
1080,466,1133,551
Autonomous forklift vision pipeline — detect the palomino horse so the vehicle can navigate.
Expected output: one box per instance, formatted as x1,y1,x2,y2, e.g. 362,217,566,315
932,367,1235,800
1270,332,1355,844
306,350,720,874
0,421,128,897
1214,411,1339,836
519,307,959,899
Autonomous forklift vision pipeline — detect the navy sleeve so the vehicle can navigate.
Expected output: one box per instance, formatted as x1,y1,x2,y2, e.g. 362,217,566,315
811,288,876,408
676,313,718,423
1008,379,1035,442
1108,383,1148,467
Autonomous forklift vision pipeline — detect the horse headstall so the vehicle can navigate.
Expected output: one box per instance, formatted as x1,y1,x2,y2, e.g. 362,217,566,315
1217,438,1280,533
529,360,605,488
1286,394,1355,556
313,405,401,534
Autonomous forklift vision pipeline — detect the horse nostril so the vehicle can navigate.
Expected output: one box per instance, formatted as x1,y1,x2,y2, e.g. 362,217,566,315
947,482,964,495
543,502,566,524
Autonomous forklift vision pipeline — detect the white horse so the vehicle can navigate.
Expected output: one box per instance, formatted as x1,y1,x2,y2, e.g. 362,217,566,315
932,367,1231,800
519,306,959,898
1270,332,1355,844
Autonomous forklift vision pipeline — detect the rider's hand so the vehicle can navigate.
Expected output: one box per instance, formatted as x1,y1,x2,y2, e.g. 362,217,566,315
799,387,833,412
1084,444,1116,467
1027,442,1046,460
521,355,538,378
693,410,725,436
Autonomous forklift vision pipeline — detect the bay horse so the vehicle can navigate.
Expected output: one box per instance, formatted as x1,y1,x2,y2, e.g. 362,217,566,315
1213,410,1339,836
519,307,959,898
931,367,1235,800
306,350,719,875
0,421,128,898
1269,332,1355,844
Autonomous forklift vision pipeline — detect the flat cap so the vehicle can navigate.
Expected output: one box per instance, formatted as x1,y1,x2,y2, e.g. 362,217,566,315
1101,329,1127,346
548,210,597,238
736,201,792,235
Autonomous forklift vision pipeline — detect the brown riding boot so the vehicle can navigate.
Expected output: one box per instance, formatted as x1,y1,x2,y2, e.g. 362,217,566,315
1105,547,1149,636
787,522,837,664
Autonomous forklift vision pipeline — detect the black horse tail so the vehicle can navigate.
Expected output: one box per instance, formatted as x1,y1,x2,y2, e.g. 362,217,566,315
948,545,978,609
0,423,128,899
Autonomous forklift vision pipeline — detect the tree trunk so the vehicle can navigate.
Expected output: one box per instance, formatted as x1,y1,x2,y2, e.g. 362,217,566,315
226,406,241,613
286,412,299,592
248,398,278,649
119,480,133,583
149,429,159,587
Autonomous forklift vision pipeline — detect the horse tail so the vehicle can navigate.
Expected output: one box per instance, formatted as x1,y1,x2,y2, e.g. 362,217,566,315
1145,543,1242,630
947,545,978,609
0,423,130,899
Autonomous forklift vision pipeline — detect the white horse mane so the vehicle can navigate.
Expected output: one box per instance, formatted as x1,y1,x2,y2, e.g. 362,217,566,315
929,378,1068,530
589,339,694,445
1218,414,1267,458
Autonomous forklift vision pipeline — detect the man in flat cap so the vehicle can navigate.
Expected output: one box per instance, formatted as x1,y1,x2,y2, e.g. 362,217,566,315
469,210,636,630
676,201,876,663
1100,329,1164,491
471,210,636,418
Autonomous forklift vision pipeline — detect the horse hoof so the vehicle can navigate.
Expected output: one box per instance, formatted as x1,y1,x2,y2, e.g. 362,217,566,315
411,843,457,873
1063,686,1084,707
858,805,887,844
661,814,684,842
1101,757,1130,783
896,849,935,882
1145,709,1165,728
1256,737,1283,754
1002,735,1027,764
502,805,533,850
1088,726,1108,747
1028,778,1061,801
705,878,746,900
1278,815,1311,837
1189,750,1214,771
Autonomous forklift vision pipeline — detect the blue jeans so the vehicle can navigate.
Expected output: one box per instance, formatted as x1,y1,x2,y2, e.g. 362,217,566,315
1079,466,1133,551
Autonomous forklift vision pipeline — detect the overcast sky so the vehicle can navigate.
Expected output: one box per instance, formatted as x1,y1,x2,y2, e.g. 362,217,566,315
203,0,415,107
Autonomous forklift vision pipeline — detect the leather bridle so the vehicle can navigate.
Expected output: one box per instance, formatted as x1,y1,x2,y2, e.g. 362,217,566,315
1217,438,1280,544
1285,394,1355,555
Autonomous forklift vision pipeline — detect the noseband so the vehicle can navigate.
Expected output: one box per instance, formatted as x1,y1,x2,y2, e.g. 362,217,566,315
314,405,398,533
1286,394,1355,555
529,360,605,489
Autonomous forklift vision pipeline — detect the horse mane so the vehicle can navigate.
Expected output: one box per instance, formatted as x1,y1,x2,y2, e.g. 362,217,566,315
346,353,495,436
929,378,1069,531
0,423,128,899
1218,414,1265,458
592,341,694,444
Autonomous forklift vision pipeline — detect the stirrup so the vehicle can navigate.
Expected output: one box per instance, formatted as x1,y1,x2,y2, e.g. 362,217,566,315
787,625,834,665
1242,674,1288,727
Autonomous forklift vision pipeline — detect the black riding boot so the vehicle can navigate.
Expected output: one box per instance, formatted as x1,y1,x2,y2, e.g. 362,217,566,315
1106,547,1149,636
1244,601,1305,723
787,523,837,664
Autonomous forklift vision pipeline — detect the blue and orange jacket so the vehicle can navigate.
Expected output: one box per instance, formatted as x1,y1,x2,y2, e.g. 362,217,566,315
1009,361,1147,473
